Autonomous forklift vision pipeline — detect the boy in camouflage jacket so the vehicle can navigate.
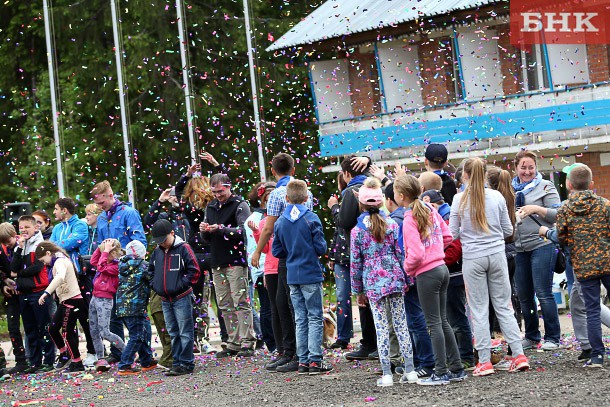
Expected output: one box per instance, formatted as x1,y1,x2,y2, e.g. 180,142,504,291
556,163,610,367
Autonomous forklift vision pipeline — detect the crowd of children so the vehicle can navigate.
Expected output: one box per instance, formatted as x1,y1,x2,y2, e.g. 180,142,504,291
0,146,608,386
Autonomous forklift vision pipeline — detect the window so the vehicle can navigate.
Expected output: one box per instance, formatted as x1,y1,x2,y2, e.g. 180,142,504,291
309,59,352,123
522,44,550,91
377,40,423,112
456,28,503,99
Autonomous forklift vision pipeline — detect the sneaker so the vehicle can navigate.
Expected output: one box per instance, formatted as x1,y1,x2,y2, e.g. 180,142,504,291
216,349,239,359
62,361,85,376
193,343,202,355
584,355,603,368
345,346,375,361
447,369,467,382
220,341,228,350
540,340,559,351
377,374,394,387
309,361,333,375
399,371,419,384
95,359,111,372
494,356,514,371
255,339,265,350
142,359,158,372
276,359,299,373
473,362,495,377
55,352,71,371
200,339,217,355
508,354,530,372
165,366,193,377
39,364,54,373
522,338,539,351
578,349,592,361
461,360,476,371
417,373,450,386
415,366,434,378
83,354,98,368
0,369,10,381
330,340,349,350
157,362,172,371
118,366,142,375
368,350,379,360
297,363,310,375
24,365,41,375
106,354,121,364
265,355,292,372
8,363,29,375
236,348,255,358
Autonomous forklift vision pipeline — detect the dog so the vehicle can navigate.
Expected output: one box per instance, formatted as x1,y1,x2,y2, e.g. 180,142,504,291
323,304,338,349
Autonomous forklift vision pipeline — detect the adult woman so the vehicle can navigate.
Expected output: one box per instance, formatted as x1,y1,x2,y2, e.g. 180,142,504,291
512,151,561,350
449,158,529,376
32,210,53,240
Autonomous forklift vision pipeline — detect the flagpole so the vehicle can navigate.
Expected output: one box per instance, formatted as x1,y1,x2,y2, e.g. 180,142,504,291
42,0,65,197
110,0,135,205
175,0,197,165
242,0,266,181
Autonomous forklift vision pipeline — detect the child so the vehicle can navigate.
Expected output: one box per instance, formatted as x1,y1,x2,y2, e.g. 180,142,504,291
0,222,29,375
555,164,610,367
11,215,55,372
116,240,156,375
89,238,126,372
449,158,529,376
272,179,331,375
350,177,416,387
393,175,464,385
36,241,92,375
148,219,201,377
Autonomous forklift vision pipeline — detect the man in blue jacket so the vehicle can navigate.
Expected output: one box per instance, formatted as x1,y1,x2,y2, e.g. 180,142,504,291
272,180,332,375
51,197,90,275
148,219,201,376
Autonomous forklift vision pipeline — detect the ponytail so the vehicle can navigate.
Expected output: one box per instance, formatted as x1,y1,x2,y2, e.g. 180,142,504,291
460,158,489,233
488,165,516,228
409,199,432,240
360,204,386,242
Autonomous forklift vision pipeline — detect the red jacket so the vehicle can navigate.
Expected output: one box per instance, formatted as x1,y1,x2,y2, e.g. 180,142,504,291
91,249,119,299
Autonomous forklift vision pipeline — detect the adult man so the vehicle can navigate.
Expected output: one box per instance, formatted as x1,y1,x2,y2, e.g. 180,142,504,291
424,143,457,206
200,173,255,358
90,181,147,364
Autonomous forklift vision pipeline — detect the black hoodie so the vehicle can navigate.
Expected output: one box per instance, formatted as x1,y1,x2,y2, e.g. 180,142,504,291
148,236,200,301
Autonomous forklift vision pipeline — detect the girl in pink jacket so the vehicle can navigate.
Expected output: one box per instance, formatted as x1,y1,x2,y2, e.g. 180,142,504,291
393,174,465,386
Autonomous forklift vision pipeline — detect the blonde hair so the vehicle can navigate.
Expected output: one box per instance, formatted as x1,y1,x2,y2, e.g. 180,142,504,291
183,176,214,210
90,180,112,199
360,178,386,243
106,239,123,258
487,165,516,228
85,203,102,215
394,175,432,239
460,158,489,233
418,172,443,192
0,222,17,244
286,179,308,204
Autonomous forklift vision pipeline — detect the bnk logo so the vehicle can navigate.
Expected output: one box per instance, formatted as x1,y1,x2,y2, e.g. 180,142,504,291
510,0,610,45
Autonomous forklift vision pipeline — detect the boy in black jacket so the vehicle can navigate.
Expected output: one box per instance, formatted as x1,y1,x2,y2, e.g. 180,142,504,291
148,219,200,377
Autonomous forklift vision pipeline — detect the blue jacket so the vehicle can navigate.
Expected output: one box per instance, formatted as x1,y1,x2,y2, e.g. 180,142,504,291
50,214,89,274
272,204,327,285
117,255,150,317
97,199,147,248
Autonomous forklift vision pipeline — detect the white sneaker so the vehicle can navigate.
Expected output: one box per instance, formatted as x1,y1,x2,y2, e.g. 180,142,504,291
493,357,513,371
377,374,394,387
541,340,559,351
399,371,418,384
83,354,98,367
200,339,217,355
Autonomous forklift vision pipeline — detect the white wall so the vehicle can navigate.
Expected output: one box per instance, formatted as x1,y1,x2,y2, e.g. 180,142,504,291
309,59,352,123
457,28,503,99
547,44,590,87
377,40,423,112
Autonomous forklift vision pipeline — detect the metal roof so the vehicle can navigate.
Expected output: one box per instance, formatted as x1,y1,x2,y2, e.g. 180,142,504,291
267,0,505,51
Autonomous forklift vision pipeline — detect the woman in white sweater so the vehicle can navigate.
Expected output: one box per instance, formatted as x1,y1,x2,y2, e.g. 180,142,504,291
449,158,530,377
36,242,91,375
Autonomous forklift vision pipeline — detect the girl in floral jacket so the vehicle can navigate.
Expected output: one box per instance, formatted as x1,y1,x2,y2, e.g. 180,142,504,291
350,177,416,387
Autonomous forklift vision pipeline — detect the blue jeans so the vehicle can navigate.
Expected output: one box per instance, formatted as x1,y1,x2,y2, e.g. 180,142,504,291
334,264,353,343
404,285,435,369
20,292,55,367
515,244,561,343
446,279,475,364
289,283,324,364
119,316,154,370
162,295,195,370
579,276,610,358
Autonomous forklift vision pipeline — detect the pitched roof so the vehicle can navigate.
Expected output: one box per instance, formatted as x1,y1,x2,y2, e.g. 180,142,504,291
267,0,504,51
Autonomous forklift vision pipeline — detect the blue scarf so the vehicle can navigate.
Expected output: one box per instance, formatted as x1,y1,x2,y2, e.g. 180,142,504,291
512,173,542,195
276,175,292,189
342,174,367,196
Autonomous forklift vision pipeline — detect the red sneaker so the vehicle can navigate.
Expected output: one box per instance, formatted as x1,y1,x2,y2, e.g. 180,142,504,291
508,354,530,372
472,361,495,377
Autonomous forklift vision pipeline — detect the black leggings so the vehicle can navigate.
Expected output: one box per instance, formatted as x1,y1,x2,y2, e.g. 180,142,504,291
265,274,284,354
49,297,89,361
276,259,296,357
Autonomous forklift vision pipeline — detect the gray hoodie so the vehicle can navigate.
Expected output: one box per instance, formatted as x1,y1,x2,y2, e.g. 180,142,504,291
514,179,561,252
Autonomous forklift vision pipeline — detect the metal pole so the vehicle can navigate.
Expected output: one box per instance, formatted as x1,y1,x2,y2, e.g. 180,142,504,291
42,0,65,197
110,0,135,205
243,0,266,181
175,0,197,165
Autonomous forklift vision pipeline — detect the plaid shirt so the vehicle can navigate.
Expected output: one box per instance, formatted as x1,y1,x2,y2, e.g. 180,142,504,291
267,185,314,218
